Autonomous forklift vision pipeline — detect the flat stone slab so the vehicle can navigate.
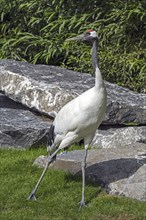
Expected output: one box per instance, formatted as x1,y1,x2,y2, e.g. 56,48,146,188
0,59,145,125
0,93,51,149
34,143,146,201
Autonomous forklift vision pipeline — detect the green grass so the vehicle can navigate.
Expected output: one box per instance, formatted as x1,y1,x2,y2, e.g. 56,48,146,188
0,148,146,220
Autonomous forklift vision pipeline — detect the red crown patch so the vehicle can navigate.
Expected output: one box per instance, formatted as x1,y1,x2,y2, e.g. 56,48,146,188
87,29,94,33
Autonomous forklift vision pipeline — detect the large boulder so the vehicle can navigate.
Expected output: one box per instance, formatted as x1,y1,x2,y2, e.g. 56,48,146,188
0,59,145,125
34,143,146,201
0,93,50,149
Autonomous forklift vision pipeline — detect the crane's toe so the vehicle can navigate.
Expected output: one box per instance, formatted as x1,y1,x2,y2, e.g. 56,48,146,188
78,200,86,210
27,192,37,201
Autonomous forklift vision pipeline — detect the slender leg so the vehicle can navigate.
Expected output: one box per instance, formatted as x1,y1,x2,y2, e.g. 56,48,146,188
28,133,82,202
79,145,88,210
27,148,60,200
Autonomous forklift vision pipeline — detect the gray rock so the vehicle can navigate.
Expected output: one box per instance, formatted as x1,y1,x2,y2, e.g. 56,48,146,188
0,93,51,149
34,143,146,201
1,92,144,149
92,125,146,148
0,59,145,125
107,165,146,201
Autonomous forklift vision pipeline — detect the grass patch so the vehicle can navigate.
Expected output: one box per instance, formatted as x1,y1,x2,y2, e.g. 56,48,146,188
0,148,146,220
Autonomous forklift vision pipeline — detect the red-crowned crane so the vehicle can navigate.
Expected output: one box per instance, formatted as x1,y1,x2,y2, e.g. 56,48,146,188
28,30,107,209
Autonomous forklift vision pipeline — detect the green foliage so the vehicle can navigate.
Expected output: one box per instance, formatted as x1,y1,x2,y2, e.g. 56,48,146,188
1,148,146,220
0,0,146,92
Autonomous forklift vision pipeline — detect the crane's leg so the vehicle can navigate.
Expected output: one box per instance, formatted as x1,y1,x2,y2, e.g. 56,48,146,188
79,144,88,210
27,147,60,200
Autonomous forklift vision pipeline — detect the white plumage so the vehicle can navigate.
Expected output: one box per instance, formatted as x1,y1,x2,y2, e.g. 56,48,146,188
28,30,107,209
53,76,106,149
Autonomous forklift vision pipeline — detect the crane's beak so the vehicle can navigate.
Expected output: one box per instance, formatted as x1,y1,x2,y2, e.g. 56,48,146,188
65,34,84,41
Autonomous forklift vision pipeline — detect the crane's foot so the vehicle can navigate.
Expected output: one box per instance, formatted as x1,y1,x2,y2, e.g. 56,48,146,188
27,192,37,201
78,200,86,210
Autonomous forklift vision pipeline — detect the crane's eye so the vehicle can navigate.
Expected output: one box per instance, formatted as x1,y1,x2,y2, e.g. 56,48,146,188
84,32,91,37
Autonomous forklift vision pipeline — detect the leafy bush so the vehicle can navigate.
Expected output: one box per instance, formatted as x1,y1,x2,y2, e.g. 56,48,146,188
0,0,145,92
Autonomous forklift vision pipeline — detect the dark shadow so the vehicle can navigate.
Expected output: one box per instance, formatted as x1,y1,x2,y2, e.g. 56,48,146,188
0,92,28,110
0,92,54,119
52,156,146,205
66,157,146,187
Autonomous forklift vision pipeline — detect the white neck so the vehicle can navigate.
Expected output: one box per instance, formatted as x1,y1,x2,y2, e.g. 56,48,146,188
95,67,104,89
91,40,104,89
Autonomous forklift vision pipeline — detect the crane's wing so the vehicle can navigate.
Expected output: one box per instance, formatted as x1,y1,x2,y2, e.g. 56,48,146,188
53,87,106,141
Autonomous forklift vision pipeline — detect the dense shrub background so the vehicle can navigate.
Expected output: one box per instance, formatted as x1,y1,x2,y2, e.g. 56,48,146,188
0,0,146,92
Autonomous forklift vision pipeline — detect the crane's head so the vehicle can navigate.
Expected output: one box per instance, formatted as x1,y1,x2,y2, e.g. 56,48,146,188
66,30,98,43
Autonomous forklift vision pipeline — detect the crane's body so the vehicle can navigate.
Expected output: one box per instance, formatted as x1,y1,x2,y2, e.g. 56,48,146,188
53,75,106,150
28,30,107,209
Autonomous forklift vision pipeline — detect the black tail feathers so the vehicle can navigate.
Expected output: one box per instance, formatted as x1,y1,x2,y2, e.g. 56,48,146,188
47,124,55,146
